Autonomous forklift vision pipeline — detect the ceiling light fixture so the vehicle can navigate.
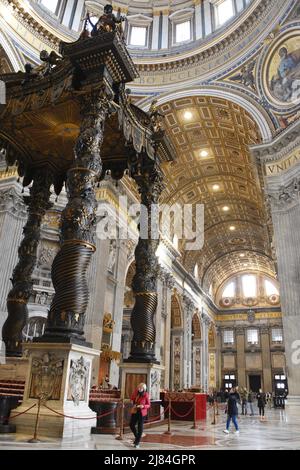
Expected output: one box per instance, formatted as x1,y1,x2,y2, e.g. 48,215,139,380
222,206,230,212
229,226,236,231
212,184,220,191
200,150,209,158
183,111,193,120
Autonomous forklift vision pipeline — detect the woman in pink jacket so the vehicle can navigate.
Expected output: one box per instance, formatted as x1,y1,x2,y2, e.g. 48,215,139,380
130,383,150,448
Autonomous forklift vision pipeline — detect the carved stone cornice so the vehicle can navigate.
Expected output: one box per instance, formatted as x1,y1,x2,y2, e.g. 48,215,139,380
182,293,195,314
252,120,300,165
268,178,300,211
0,186,27,218
0,0,74,52
158,266,175,289
201,311,212,326
134,0,276,72
132,0,294,94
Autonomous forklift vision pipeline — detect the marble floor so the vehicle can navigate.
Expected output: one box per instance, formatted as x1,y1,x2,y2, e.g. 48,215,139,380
1,406,300,450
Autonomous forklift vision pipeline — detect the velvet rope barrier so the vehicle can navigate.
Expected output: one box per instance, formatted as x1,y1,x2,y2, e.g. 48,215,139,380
170,404,194,419
44,403,120,420
9,403,37,419
146,405,170,423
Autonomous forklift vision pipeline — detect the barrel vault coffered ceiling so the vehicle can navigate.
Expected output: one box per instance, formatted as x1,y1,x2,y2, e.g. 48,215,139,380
159,95,276,293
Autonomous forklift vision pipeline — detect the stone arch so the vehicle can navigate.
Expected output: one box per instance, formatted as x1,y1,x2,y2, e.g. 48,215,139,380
171,292,183,329
0,30,23,72
192,311,202,340
170,292,184,390
138,85,275,142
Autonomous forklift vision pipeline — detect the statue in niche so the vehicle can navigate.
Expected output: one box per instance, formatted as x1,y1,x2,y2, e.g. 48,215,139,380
107,240,117,273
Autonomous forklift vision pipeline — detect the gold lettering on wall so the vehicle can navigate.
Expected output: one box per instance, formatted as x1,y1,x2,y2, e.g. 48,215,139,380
266,149,300,176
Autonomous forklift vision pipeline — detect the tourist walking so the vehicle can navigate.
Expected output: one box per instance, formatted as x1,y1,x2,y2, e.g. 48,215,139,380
266,392,272,409
223,389,240,434
247,390,255,416
241,387,248,415
130,383,150,448
257,389,267,421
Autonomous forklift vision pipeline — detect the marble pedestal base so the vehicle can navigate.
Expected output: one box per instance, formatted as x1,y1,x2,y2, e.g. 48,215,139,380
120,362,164,401
13,343,99,439
0,356,29,381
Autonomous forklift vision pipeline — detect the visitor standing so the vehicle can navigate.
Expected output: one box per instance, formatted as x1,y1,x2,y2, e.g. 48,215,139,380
247,390,255,416
241,387,248,415
130,383,150,448
257,389,267,421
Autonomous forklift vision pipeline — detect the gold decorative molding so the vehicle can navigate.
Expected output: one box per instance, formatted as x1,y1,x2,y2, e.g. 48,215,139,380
265,147,300,176
216,311,282,322
0,168,18,180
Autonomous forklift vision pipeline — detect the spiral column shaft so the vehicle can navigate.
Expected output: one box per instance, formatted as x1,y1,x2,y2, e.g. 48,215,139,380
128,156,164,363
41,90,111,344
2,172,52,357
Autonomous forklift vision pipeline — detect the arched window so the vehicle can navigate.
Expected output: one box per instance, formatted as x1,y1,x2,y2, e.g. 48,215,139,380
242,275,257,298
222,281,235,298
194,263,199,280
214,0,235,27
40,0,59,14
265,279,279,297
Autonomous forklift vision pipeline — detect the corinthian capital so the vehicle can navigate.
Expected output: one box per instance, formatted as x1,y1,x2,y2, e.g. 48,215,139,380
268,178,300,211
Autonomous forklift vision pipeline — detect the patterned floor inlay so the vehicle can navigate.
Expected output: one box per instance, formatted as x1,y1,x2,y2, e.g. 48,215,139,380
141,433,216,447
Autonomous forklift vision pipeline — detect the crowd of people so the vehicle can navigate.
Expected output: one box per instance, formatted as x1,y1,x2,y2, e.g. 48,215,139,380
207,386,288,434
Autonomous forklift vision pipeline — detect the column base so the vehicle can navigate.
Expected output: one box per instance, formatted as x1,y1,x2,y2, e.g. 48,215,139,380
120,362,164,401
13,342,99,438
34,336,92,348
125,356,160,365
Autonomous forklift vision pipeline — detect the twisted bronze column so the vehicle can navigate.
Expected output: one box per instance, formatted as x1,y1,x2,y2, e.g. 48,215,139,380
128,157,164,363
41,90,111,344
2,172,52,357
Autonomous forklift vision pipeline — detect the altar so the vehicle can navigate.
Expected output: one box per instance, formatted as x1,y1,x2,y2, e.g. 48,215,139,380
161,392,207,421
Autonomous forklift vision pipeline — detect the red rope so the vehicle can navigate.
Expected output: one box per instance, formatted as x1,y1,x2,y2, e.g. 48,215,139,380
170,404,194,419
44,403,119,420
9,403,37,420
146,405,170,423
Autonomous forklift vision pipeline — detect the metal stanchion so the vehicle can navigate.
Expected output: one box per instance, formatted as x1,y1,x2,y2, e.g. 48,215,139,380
211,401,216,425
28,397,42,443
216,400,219,416
164,398,172,435
191,396,198,429
116,399,125,441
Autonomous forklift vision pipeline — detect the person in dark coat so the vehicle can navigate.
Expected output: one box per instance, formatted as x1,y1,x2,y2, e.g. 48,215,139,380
223,389,239,434
247,390,255,416
257,389,267,421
